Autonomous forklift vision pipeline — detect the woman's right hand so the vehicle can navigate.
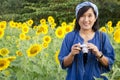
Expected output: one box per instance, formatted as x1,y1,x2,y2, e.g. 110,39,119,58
70,43,81,56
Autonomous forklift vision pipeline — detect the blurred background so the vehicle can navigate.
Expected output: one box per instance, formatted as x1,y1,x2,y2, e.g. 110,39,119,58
0,0,120,26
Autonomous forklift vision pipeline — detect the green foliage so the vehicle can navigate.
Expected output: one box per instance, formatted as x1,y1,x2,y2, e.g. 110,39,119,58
0,0,120,26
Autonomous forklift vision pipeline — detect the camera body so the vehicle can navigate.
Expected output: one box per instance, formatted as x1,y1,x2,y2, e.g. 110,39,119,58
80,44,88,54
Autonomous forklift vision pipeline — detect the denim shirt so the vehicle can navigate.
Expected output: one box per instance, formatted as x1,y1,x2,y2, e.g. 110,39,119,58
58,31,115,80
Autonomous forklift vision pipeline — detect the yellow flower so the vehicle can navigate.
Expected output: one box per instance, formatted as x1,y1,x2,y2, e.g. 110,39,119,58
54,50,60,65
22,25,29,33
0,21,6,30
55,27,65,38
9,21,15,28
113,29,120,43
116,21,120,29
51,23,56,29
42,42,48,48
107,27,114,34
0,58,10,71
43,35,51,43
16,51,23,56
27,19,33,26
0,48,9,56
61,22,67,27
27,44,42,57
42,25,48,34
48,16,55,24
37,25,48,34
0,29,4,39
64,25,73,33
107,21,112,27
40,19,46,25
19,33,26,40
7,56,16,62
26,36,31,40
99,26,107,32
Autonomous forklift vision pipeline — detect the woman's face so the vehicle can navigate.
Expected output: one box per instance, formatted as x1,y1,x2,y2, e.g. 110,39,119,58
78,8,96,30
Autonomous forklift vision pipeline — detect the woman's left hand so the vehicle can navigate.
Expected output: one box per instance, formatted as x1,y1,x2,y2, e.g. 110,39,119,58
87,43,99,56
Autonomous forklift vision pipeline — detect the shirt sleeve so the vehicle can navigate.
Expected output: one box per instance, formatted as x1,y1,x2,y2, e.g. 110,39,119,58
58,32,75,69
100,32,115,73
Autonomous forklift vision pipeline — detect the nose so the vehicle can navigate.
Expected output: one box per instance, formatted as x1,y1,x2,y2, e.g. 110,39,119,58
84,17,89,22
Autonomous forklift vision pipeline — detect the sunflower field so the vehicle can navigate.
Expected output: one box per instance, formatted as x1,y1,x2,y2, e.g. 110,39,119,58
0,16,120,80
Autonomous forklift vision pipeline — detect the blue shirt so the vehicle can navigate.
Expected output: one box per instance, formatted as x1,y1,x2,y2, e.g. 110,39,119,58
58,31,115,80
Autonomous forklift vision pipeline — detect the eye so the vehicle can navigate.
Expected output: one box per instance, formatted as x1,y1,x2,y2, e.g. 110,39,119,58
88,14,92,17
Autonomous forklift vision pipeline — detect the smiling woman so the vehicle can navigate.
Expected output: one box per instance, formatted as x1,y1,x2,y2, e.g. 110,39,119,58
58,1,115,80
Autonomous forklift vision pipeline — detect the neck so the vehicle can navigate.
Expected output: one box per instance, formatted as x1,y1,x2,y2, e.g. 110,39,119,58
79,29,95,42
80,29,94,35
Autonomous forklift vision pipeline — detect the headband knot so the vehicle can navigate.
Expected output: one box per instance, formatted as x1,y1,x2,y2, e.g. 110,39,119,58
75,1,98,18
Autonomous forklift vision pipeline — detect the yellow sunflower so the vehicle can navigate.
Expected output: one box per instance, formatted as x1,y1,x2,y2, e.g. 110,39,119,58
43,35,51,43
16,50,23,56
22,25,29,33
107,26,114,34
27,19,33,26
0,58,10,71
55,27,65,38
42,42,48,48
48,16,55,24
0,21,6,30
107,21,112,27
113,29,120,43
0,48,9,56
50,23,56,29
40,19,46,25
7,56,16,62
26,44,42,57
19,33,26,40
99,26,107,32
0,29,4,39
64,25,73,33
54,50,60,65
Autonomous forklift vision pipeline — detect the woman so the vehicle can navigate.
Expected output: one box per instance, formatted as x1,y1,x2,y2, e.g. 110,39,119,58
58,1,115,80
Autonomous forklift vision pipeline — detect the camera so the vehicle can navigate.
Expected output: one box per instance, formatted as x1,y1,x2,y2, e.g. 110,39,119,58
80,44,88,54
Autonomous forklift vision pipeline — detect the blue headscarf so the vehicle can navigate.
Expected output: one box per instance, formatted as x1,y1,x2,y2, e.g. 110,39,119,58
75,1,98,18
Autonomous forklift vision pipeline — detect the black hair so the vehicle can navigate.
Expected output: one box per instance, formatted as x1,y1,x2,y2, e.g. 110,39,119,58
74,6,99,32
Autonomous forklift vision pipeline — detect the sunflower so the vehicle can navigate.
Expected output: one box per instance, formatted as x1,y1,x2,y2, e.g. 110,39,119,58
7,56,16,62
48,16,55,24
61,22,67,27
107,26,114,34
55,27,65,38
42,42,48,48
27,19,33,26
0,29,4,39
22,25,29,33
64,25,73,33
43,35,51,43
0,21,6,30
99,26,107,32
9,21,15,28
0,48,9,56
54,50,60,65
50,23,56,29
26,36,31,40
19,33,26,40
40,19,46,25
107,21,112,27
16,50,23,56
26,44,42,57
113,29,120,43
0,58,10,71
